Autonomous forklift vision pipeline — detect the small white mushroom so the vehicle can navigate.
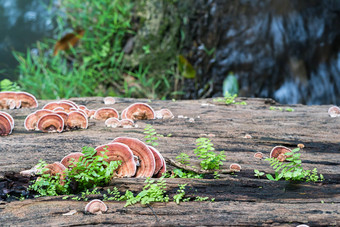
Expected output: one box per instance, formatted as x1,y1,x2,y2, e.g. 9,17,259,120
85,199,107,215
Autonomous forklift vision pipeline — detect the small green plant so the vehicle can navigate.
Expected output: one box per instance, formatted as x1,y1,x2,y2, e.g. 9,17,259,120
176,152,190,165
170,168,203,179
173,184,188,204
144,124,159,146
269,106,295,112
0,79,21,91
254,169,265,179
194,196,209,202
214,92,247,105
193,138,226,170
265,148,324,182
29,146,121,196
121,177,169,207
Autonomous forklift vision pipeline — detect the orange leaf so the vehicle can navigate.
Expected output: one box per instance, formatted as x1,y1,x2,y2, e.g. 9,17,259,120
53,29,85,56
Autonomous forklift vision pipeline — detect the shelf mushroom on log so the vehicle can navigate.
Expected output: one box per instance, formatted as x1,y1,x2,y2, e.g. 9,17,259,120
24,110,54,131
270,146,292,162
95,142,137,178
121,103,155,120
93,107,119,120
60,152,84,169
0,112,13,136
0,91,38,109
37,113,64,133
113,137,155,178
84,199,107,215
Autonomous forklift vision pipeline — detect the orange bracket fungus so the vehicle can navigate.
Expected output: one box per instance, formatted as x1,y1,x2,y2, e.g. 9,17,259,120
155,155,167,178
122,103,155,120
93,107,119,120
84,199,107,215
24,109,53,131
37,113,64,133
328,106,340,117
0,112,13,136
270,146,292,162
65,111,88,130
148,145,164,176
103,97,116,105
113,137,155,178
229,163,242,171
95,142,137,177
0,111,14,130
105,117,120,128
254,152,264,159
43,101,75,113
43,162,66,185
155,109,174,120
61,152,84,169
120,119,136,128
0,91,38,109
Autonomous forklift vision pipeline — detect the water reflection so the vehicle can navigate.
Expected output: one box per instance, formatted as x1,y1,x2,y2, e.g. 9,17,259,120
0,0,54,80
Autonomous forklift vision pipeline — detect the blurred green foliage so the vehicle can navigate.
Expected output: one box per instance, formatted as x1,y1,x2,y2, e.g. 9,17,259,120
15,0,189,99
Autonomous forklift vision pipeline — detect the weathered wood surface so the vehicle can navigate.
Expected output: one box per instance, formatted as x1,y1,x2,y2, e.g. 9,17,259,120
0,97,339,226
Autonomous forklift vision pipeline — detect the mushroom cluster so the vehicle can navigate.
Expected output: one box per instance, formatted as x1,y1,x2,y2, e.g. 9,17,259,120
0,91,38,109
95,102,173,128
59,137,166,178
270,146,292,162
0,111,14,136
24,100,90,132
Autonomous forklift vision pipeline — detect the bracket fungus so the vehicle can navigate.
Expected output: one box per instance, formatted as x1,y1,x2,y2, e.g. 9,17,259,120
120,119,136,128
43,162,66,185
122,103,155,120
270,146,292,162
328,106,340,117
43,101,76,113
85,199,107,215
0,111,14,130
61,152,84,169
93,107,119,120
103,97,116,105
254,152,264,159
24,110,54,131
0,91,38,109
66,111,88,130
0,112,13,136
155,155,167,178
37,113,64,133
113,137,155,178
155,109,174,120
95,142,137,177
105,117,120,128
229,163,242,171
148,146,164,176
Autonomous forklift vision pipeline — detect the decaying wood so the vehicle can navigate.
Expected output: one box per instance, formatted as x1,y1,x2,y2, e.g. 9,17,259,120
0,97,339,226
164,157,235,174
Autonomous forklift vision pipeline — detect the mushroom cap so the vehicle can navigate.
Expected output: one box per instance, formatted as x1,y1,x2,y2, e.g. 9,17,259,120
155,155,166,178
105,117,120,128
78,105,88,111
95,142,137,178
24,109,53,131
328,106,340,117
59,100,78,109
103,97,116,105
44,162,66,185
229,163,242,171
15,92,38,108
37,113,64,133
122,103,155,121
254,152,263,159
65,111,88,129
155,109,174,120
121,108,128,119
112,137,155,178
93,107,119,120
53,107,65,112
61,152,84,169
0,113,13,136
0,92,17,109
120,119,135,128
53,111,69,125
84,199,107,214
43,101,75,113
0,111,14,130
270,146,292,162
147,146,164,176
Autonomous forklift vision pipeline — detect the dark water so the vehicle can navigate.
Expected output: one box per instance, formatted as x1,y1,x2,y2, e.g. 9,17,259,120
184,0,340,105
0,0,54,81
1,0,340,105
